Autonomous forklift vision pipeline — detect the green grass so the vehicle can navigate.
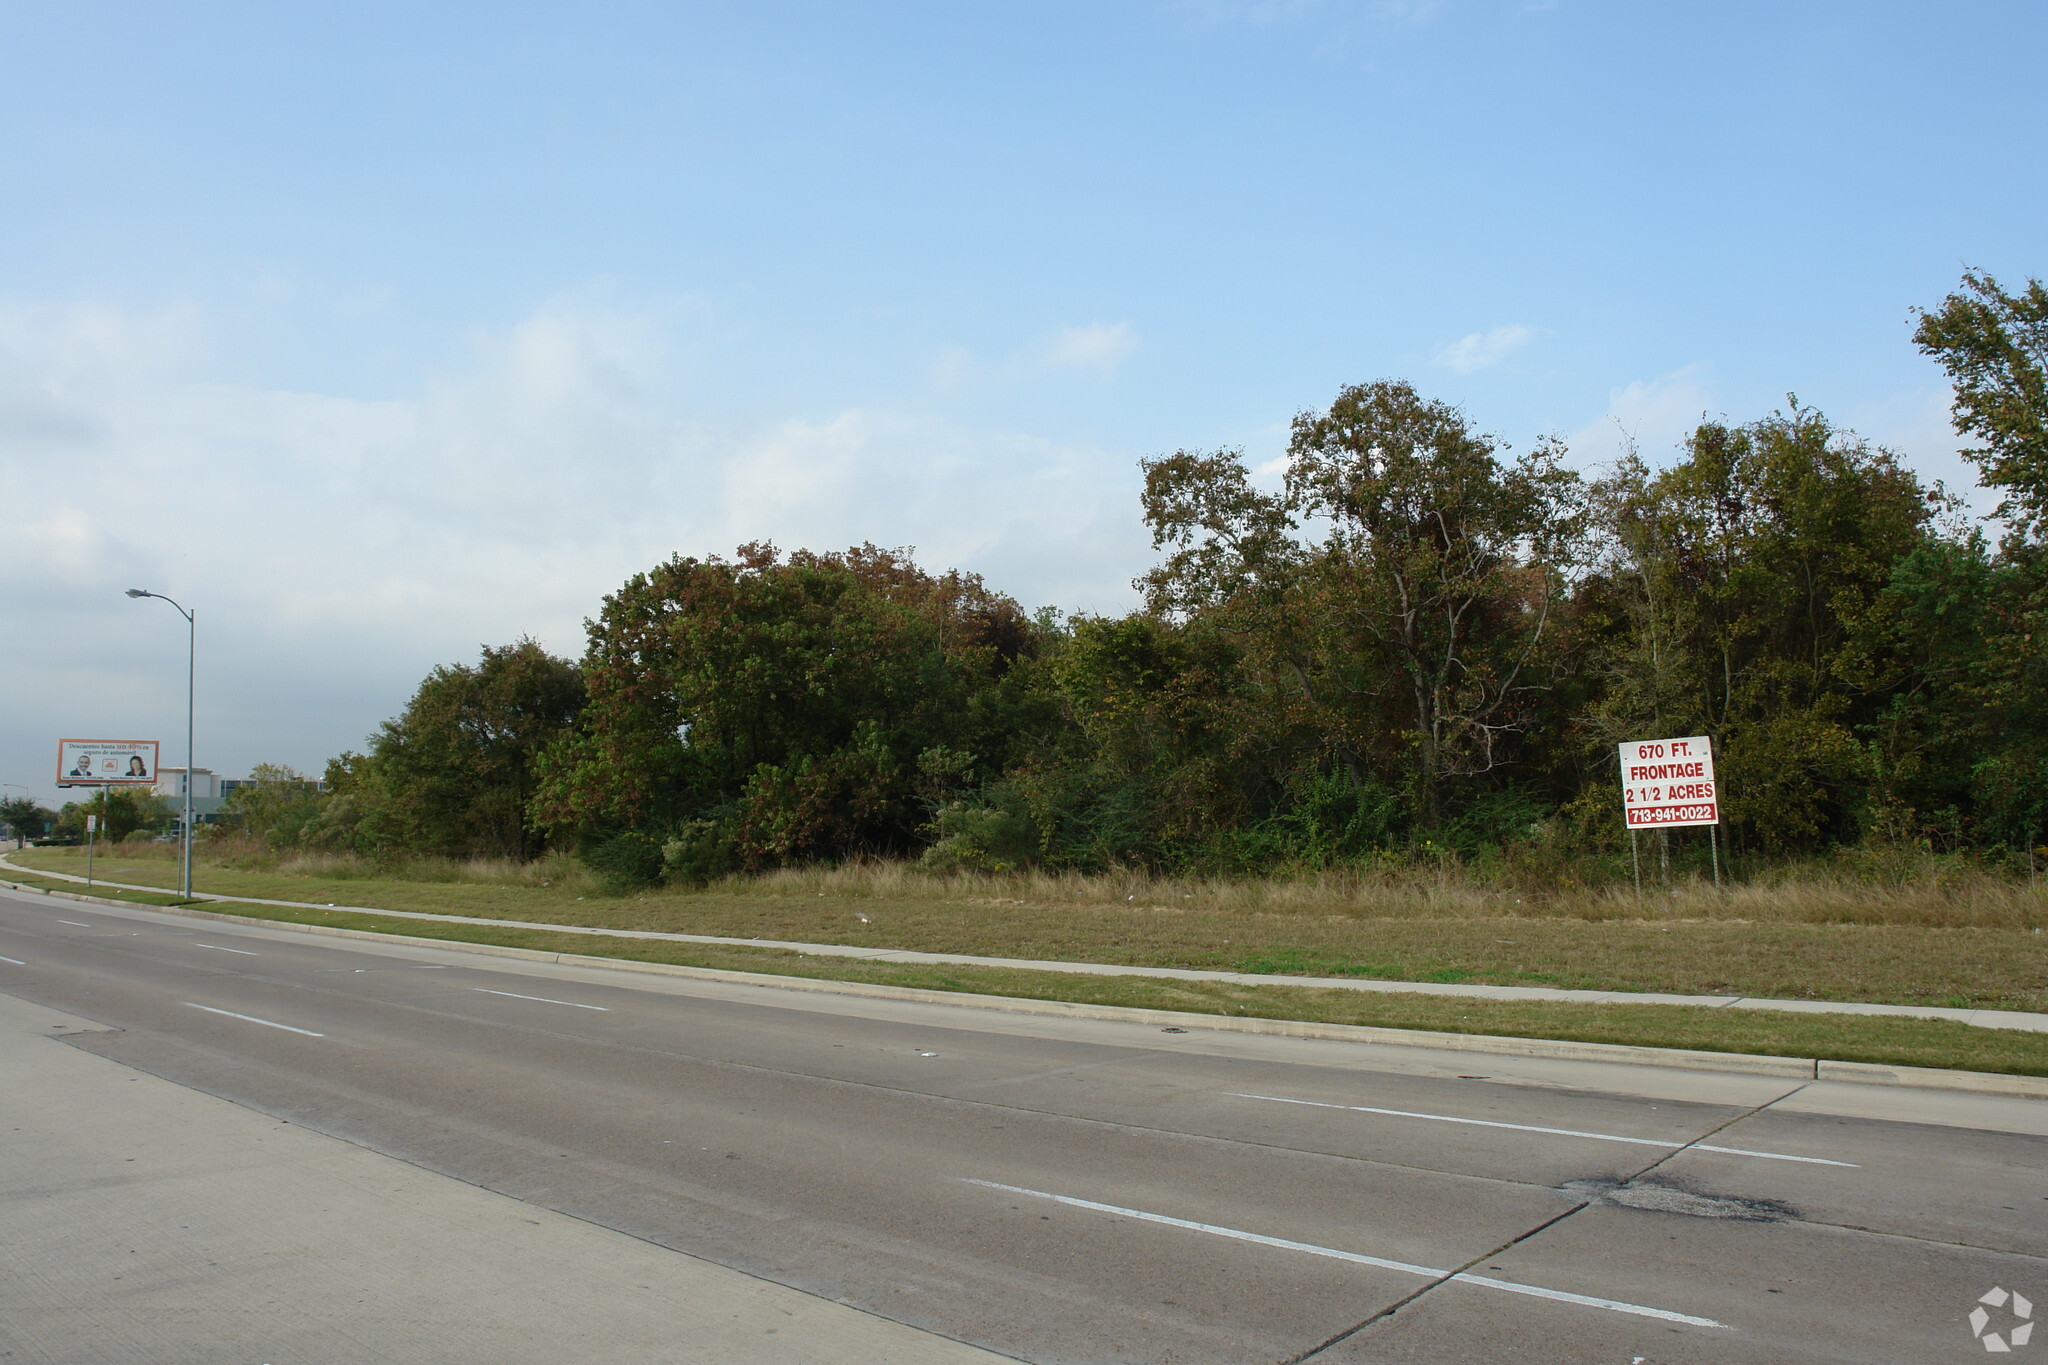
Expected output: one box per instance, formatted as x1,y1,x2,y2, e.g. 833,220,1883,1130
14,845,2046,1014
24,886,2043,1077
2,868,195,908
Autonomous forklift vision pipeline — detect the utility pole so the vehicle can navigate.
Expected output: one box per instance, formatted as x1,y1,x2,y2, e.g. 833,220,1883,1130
126,590,196,900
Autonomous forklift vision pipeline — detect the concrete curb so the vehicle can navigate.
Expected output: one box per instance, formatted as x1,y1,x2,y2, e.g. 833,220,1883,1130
9,857,2044,1034
7,875,2045,1099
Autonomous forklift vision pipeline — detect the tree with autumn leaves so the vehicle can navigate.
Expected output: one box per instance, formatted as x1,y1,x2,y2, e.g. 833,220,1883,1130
297,270,2048,879
528,543,1043,874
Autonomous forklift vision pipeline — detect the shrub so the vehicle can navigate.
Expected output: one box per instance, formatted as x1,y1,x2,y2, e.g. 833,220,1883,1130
662,819,736,887
919,800,1038,873
580,831,665,894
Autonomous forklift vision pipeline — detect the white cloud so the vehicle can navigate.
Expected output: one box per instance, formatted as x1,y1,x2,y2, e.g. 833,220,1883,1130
1562,368,1997,525
1848,384,2002,523
927,344,977,393
1435,323,1542,373
1564,364,1714,470
0,297,1151,801
1045,321,1137,373
927,321,1139,391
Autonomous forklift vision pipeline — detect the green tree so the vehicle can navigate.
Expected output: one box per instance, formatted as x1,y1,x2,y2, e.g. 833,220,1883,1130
1914,270,2048,846
330,638,585,858
1582,407,1939,851
1141,380,1588,827
1015,612,1267,868
218,764,326,847
0,797,57,848
55,787,174,843
534,543,1041,868
1914,270,2048,538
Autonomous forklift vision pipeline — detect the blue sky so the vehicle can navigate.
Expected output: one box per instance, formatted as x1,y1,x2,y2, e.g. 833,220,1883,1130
3,1,2043,804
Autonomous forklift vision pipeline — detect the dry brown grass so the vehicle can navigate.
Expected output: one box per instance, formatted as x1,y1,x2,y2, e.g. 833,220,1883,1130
719,855,2048,930
14,843,2047,1011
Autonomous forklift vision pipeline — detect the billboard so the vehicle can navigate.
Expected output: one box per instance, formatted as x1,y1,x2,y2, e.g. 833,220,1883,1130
56,739,160,786
1618,735,1718,829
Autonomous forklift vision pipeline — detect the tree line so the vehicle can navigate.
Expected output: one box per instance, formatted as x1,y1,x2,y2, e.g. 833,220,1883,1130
195,272,2048,885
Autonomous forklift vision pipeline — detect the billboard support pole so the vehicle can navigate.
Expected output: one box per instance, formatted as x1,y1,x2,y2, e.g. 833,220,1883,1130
1710,826,1721,890
1630,831,1641,900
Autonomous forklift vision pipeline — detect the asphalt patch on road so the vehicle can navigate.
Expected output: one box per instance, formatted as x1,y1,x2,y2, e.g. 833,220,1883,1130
1561,1175,1798,1222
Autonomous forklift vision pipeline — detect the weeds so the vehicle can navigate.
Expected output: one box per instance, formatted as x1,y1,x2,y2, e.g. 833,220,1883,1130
690,853,2048,931
40,838,2048,930
16,842,2045,1011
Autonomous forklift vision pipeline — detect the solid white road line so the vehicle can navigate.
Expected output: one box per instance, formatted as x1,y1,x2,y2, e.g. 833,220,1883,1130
964,1180,1729,1330
57,919,90,926
183,1003,325,1037
471,987,609,1011
191,942,259,956
1232,1093,1858,1168
1691,1142,1852,1165
0,954,24,965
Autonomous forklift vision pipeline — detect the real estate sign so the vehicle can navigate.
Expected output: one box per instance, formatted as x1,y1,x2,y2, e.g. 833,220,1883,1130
1618,735,1718,829
56,739,160,786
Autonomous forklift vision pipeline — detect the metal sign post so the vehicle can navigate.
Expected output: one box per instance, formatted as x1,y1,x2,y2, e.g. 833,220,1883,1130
85,811,98,887
1619,735,1720,893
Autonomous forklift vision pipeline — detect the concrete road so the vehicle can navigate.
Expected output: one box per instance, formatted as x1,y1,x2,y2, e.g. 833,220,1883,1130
1,886,2042,1363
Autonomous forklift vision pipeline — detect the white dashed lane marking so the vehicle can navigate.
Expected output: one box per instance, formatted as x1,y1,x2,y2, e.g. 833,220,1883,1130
471,988,609,1012
964,1179,1730,1329
183,1003,325,1037
1231,1093,1858,1168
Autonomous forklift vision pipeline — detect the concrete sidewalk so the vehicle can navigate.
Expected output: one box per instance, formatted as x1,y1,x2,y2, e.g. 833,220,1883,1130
0,991,1004,1365
5,855,2045,1034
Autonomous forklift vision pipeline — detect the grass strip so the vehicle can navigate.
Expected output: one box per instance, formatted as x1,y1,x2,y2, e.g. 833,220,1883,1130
3,871,196,909
13,847,2047,1013
100,893,2048,1078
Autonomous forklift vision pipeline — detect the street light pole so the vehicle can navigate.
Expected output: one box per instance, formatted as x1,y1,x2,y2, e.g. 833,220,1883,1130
126,589,195,900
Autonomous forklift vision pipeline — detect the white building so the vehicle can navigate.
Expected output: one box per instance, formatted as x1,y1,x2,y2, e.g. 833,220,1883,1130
153,768,226,823
154,768,220,799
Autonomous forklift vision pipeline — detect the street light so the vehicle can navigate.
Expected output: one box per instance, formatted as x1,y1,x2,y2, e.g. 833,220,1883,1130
125,589,195,900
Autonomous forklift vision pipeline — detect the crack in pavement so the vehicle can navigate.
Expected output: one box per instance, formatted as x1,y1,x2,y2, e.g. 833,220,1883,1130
1279,1082,1815,1362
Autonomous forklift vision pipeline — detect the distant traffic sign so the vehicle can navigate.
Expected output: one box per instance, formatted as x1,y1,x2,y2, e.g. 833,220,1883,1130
1618,736,1718,828
57,739,160,787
